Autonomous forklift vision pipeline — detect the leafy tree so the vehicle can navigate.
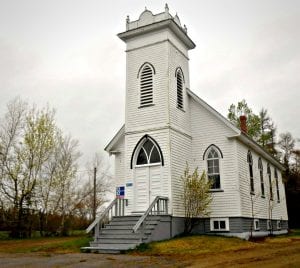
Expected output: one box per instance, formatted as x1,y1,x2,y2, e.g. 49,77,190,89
258,108,278,157
227,99,261,139
278,132,295,182
0,98,84,237
182,164,212,234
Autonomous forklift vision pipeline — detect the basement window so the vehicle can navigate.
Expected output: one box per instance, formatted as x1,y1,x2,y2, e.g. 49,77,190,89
254,219,260,231
277,220,281,230
210,218,229,231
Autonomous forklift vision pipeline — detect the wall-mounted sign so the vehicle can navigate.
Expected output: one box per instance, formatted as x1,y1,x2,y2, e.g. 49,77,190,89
126,182,133,187
116,186,125,199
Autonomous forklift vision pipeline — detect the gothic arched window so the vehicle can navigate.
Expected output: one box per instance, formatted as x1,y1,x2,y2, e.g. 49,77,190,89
136,138,161,166
258,158,265,197
176,69,184,109
274,168,280,202
267,164,273,200
206,146,221,189
247,151,254,194
139,64,154,107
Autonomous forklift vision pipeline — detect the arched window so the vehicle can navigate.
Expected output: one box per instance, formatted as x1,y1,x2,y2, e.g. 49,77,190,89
258,158,265,197
274,168,280,202
176,69,184,109
267,164,273,200
207,146,221,189
136,138,161,166
247,151,254,194
139,64,154,107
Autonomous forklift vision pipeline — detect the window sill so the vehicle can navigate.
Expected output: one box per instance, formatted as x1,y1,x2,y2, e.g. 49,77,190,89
138,104,155,108
261,195,265,198
250,191,255,195
210,229,229,232
209,189,224,193
177,106,185,112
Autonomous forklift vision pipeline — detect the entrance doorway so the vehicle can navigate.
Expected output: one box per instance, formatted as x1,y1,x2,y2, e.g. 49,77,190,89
132,136,163,213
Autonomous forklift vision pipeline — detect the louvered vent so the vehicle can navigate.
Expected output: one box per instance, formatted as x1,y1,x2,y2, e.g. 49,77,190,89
140,65,153,106
177,71,183,109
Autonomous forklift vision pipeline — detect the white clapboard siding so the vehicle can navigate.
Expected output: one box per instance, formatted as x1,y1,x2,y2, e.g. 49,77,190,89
169,129,192,216
237,141,288,220
188,97,242,218
113,136,125,189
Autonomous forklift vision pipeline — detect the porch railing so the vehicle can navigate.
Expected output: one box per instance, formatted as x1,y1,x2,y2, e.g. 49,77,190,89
86,198,128,238
132,196,168,233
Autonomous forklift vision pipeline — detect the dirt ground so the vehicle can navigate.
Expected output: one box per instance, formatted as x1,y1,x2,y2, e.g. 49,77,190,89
0,238,299,267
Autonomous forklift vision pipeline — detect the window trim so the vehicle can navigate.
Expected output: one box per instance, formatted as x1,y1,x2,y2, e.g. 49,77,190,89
274,168,280,203
258,158,265,198
210,218,230,232
130,134,164,169
176,68,184,110
267,164,273,201
247,151,254,194
139,63,155,107
205,145,222,190
254,219,260,231
277,220,281,230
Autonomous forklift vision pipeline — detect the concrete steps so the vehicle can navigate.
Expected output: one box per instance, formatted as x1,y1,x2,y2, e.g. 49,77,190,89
82,215,162,253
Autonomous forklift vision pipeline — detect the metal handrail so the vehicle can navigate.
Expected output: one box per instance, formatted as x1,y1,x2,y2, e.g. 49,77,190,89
86,198,127,234
132,196,168,233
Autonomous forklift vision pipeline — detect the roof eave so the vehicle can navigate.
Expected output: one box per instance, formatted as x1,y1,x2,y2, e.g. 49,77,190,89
104,125,125,153
118,19,195,50
229,133,285,170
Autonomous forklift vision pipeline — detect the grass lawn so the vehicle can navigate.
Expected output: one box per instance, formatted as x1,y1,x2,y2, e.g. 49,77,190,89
130,229,300,256
0,234,91,253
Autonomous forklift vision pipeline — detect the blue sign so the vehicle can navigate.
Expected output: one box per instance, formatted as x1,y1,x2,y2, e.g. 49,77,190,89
116,186,125,199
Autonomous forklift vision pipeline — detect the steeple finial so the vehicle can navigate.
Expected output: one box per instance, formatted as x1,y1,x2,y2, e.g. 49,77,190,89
165,3,169,13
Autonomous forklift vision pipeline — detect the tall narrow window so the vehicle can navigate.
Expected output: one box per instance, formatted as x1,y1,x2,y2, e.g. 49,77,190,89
247,151,254,194
258,158,265,197
267,164,273,200
176,70,183,109
207,147,221,189
140,65,153,107
275,168,280,202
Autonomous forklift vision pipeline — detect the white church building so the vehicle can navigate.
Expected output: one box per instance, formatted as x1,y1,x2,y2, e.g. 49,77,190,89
86,5,288,253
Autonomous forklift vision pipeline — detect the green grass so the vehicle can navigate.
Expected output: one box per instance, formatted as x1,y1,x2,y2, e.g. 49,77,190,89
0,235,92,253
130,235,256,256
130,230,300,256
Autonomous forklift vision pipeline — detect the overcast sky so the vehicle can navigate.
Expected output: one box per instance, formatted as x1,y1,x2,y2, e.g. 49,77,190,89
0,0,299,166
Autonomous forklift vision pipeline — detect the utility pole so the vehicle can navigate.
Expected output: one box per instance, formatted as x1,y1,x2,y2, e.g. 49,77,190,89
93,167,97,221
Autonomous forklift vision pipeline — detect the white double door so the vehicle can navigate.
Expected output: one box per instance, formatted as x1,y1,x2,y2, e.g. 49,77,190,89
134,164,161,212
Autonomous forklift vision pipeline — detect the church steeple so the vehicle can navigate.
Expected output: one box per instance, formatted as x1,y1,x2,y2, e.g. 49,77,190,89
119,5,195,134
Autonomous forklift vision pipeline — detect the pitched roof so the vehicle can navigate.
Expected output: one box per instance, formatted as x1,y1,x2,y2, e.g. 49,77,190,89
105,89,284,170
187,88,284,170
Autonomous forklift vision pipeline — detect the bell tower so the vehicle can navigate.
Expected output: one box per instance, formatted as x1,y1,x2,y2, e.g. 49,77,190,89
118,4,195,134
118,5,196,215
